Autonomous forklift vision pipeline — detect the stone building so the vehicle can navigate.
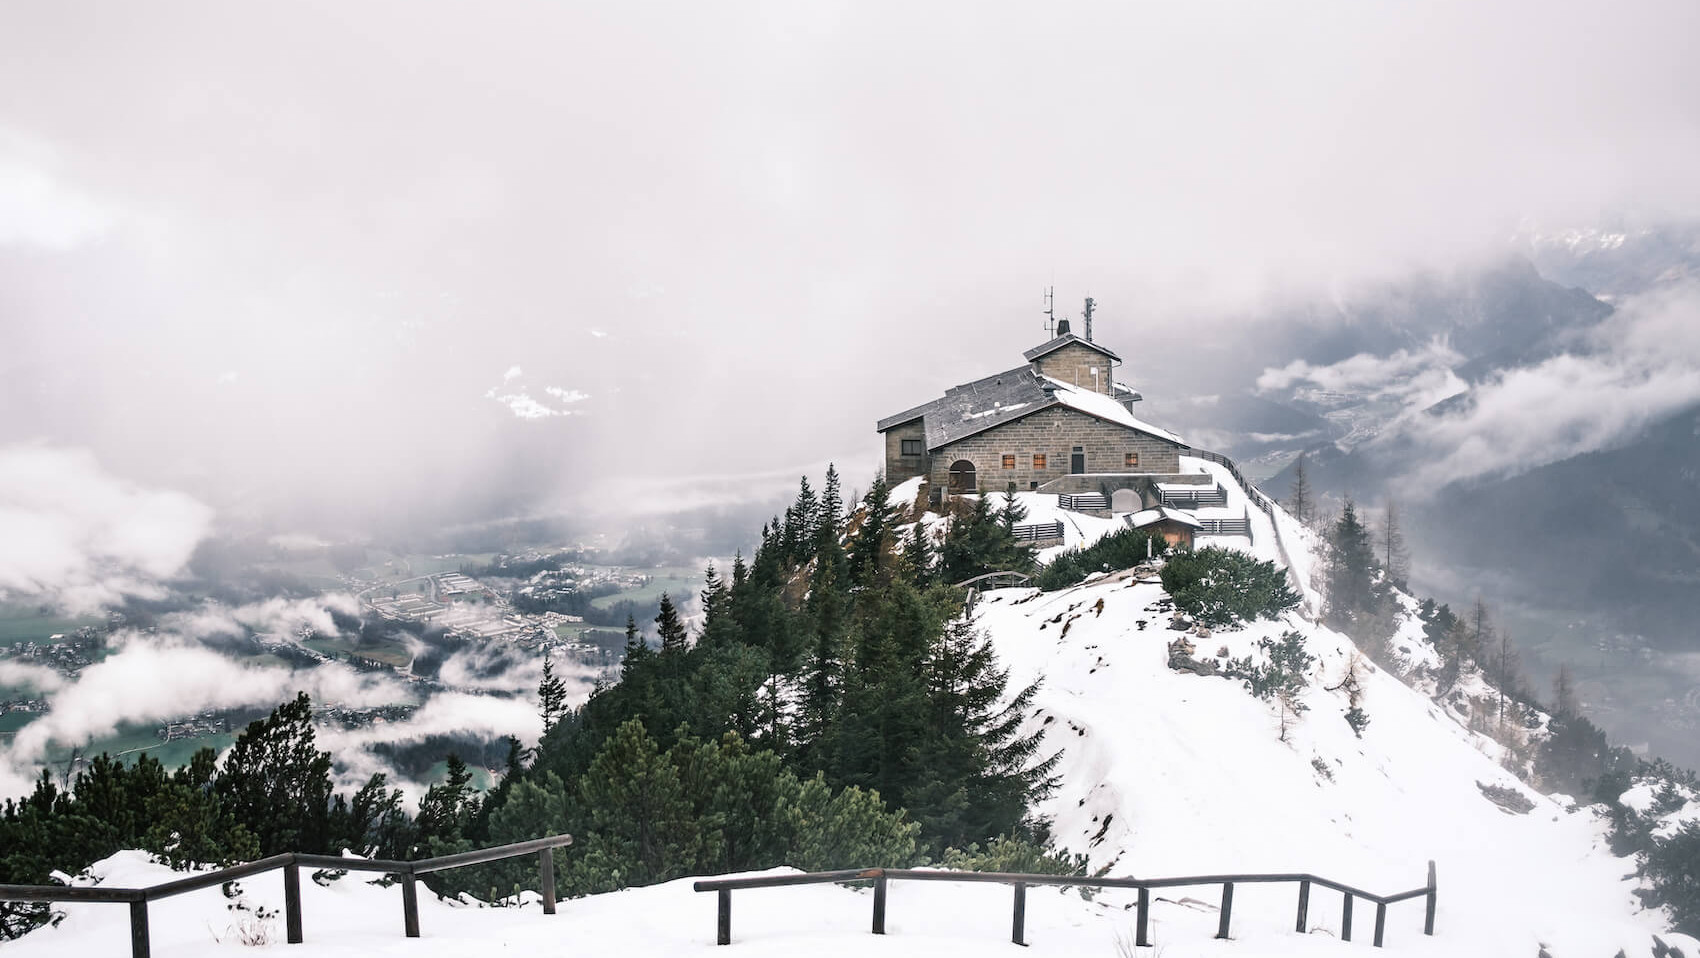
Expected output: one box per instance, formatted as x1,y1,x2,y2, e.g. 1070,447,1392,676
876,318,1192,498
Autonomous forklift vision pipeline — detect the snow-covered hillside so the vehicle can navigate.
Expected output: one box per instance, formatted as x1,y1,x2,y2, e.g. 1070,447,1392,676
11,476,1695,957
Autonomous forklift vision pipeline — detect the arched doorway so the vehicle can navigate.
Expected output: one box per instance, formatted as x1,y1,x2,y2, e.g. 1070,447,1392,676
948,459,977,494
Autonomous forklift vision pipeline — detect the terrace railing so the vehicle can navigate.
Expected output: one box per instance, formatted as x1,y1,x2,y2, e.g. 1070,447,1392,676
1011,520,1065,542
0,833,574,958
694,861,1436,950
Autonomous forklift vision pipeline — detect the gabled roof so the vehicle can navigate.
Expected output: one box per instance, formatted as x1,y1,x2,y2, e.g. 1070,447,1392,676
1022,333,1122,363
1130,507,1203,530
876,366,1187,450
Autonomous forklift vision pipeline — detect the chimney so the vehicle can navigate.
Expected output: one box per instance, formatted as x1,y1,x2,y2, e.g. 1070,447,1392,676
1056,318,1071,336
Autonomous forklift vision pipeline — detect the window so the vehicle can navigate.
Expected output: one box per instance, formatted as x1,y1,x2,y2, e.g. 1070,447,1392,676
1029,481,1039,490
900,439,923,456
1001,454,1016,469
1125,452,1140,468
1033,453,1047,469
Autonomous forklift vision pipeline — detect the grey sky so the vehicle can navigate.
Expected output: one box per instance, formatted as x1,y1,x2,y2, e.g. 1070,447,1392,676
3,0,1699,533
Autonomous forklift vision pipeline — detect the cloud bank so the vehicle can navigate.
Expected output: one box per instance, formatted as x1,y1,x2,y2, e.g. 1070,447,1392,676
0,446,214,612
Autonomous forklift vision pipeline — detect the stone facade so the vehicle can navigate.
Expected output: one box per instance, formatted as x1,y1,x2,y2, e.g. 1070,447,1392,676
883,420,928,481
1032,342,1117,395
925,405,1183,493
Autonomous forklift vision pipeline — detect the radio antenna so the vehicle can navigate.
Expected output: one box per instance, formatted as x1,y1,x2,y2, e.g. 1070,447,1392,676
1042,286,1056,338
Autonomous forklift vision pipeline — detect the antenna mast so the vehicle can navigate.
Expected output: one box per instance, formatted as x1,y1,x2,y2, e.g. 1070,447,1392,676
1082,297,1095,342
1042,286,1056,338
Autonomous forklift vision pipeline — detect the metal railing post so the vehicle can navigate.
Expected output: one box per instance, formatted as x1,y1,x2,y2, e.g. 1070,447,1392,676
717,888,731,945
284,862,303,943
128,899,150,958
1341,893,1353,942
1136,886,1150,947
872,874,887,935
540,848,556,916
401,871,421,938
1011,881,1027,946
1424,860,1437,936
1296,878,1310,933
1373,901,1387,947
1216,882,1234,939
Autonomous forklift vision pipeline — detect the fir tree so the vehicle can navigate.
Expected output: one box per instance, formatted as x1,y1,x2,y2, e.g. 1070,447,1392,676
621,613,650,677
213,692,334,855
819,464,844,547
572,719,702,892
846,474,895,587
539,655,568,736
1287,454,1314,524
1378,495,1410,586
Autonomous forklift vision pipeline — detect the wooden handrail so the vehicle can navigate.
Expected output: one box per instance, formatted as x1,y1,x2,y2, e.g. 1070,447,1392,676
694,861,1437,949
0,834,573,958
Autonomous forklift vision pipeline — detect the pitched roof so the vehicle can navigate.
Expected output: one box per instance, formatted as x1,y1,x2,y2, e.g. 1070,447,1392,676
877,367,1187,450
1022,333,1122,363
1130,507,1203,529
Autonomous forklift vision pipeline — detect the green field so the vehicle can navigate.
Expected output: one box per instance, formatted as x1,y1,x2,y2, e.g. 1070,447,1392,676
0,603,104,646
304,635,413,668
34,724,237,771
588,566,708,611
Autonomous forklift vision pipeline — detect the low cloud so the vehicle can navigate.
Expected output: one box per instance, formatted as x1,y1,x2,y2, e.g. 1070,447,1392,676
1258,341,1467,410
167,594,360,642
0,445,214,612
4,633,410,762
1394,283,1700,492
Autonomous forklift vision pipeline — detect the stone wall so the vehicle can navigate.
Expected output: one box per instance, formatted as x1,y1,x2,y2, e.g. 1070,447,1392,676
1033,343,1117,395
882,420,929,481
928,405,1184,493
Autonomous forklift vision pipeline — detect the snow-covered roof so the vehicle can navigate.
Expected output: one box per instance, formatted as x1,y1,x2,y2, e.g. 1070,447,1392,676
1022,332,1122,363
1129,506,1203,529
878,365,1187,451
1040,376,1186,445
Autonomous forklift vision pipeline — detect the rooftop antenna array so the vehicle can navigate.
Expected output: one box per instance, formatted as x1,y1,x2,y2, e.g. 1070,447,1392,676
1082,296,1096,342
1042,286,1056,338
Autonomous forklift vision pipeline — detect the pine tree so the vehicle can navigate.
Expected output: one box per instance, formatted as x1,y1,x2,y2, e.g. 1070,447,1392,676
657,593,689,654
696,562,741,649
846,474,894,587
819,464,844,547
1287,454,1314,524
539,655,568,736
621,613,650,677
214,692,334,855
1378,495,1410,586
1324,498,1380,633
1552,662,1580,718
572,719,702,891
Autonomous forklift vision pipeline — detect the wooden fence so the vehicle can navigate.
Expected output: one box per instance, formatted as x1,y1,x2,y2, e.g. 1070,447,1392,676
0,834,574,958
695,861,1435,949
1011,520,1065,542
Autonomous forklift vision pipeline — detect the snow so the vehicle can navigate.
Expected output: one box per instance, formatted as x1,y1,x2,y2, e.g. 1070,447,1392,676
1039,375,1186,444
11,473,1696,957
1131,507,1202,529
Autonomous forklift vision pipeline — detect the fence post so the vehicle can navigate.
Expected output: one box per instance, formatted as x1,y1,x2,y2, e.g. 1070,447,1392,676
1295,878,1310,933
716,888,731,945
1216,882,1234,939
1136,886,1150,947
1011,882,1027,946
284,862,304,944
401,871,421,938
1424,860,1437,936
1341,893,1353,942
1373,902,1387,947
539,848,557,916
128,899,150,958
872,874,887,935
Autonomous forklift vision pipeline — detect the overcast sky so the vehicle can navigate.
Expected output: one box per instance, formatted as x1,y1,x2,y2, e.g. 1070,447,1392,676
4,0,1700,539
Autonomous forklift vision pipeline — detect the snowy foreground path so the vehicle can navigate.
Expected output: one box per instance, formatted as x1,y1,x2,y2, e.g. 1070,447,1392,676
9,852,1476,958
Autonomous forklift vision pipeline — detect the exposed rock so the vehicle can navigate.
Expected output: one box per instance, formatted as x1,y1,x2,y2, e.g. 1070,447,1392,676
1168,636,1220,676
1168,614,1194,631
1477,781,1536,815
1191,624,1212,638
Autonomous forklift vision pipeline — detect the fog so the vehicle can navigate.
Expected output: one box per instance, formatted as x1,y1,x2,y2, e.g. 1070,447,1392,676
3,0,1699,533
4,2,1700,799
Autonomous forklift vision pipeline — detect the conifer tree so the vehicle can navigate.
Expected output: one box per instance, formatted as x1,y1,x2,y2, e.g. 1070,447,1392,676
819,464,844,547
846,474,894,587
1552,662,1580,718
1378,495,1410,586
621,613,650,676
573,719,702,891
213,692,334,855
538,655,568,735
1324,498,1381,633
1287,454,1314,524
652,593,685,654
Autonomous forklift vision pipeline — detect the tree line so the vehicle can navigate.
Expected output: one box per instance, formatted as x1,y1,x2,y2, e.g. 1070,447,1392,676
1,467,1070,936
